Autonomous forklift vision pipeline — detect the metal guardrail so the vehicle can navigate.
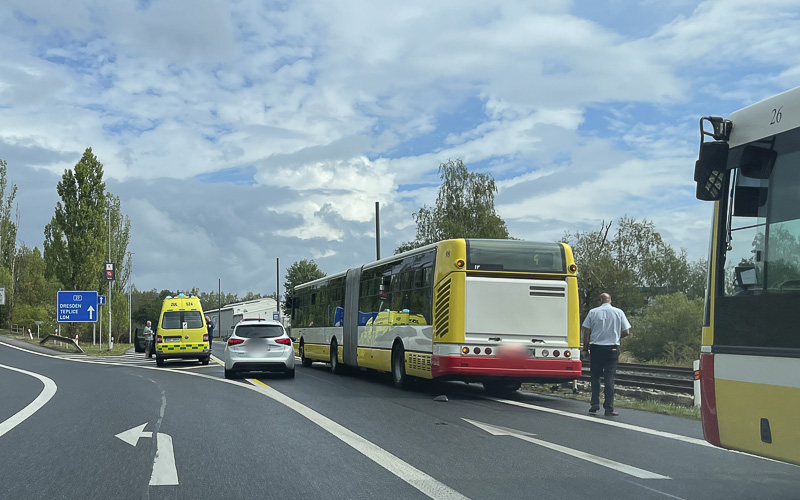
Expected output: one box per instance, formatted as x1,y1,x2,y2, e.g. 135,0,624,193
39,334,84,354
581,361,694,394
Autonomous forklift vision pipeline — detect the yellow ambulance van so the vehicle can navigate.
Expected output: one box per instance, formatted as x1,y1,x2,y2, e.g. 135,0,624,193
154,293,211,366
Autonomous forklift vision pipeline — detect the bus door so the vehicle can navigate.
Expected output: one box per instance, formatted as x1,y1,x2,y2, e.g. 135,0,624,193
343,267,362,366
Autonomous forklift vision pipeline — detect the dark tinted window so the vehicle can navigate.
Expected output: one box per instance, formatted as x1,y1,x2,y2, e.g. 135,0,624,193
161,311,181,329
235,325,284,338
467,240,565,273
185,311,204,328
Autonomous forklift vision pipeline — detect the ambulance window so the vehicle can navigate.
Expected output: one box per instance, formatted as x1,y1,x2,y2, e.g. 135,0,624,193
161,312,181,329
184,311,203,328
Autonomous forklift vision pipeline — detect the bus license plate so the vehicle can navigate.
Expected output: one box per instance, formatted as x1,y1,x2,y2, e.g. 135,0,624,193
528,349,536,357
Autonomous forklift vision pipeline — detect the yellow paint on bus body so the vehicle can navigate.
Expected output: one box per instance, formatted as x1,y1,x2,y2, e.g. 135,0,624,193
716,378,800,464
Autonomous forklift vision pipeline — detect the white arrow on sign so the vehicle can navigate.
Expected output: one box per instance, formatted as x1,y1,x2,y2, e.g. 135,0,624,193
116,423,179,486
87,305,95,320
462,418,670,480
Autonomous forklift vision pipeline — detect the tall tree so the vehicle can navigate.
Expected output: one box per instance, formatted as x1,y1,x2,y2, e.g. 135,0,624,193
563,217,705,318
0,158,19,327
396,159,510,253
282,259,326,316
44,148,108,292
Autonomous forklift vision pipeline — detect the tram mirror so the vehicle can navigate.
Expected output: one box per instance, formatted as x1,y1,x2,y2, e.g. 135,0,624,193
694,141,728,201
739,145,776,179
733,186,768,217
735,265,757,289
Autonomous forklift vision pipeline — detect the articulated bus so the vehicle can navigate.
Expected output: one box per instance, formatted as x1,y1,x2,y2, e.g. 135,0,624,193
694,86,800,465
291,239,581,393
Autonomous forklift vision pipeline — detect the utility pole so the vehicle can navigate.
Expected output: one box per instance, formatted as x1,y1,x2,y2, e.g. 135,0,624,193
375,201,381,260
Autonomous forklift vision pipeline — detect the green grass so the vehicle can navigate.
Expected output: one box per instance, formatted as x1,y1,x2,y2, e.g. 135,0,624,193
1,331,133,356
521,383,701,420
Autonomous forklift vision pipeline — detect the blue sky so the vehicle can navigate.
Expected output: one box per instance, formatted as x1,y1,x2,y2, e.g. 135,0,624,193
1,0,799,295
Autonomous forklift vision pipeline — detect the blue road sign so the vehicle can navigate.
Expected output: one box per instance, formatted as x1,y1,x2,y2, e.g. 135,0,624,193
57,291,99,323
99,295,106,305
273,312,279,320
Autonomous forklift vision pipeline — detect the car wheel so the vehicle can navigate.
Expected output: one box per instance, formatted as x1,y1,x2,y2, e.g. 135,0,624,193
300,343,313,368
392,343,409,390
285,367,295,379
330,340,343,375
155,356,164,367
482,381,522,394
224,367,235,379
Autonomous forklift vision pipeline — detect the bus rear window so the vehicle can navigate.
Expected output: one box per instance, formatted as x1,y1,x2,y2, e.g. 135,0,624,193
466,240,566,273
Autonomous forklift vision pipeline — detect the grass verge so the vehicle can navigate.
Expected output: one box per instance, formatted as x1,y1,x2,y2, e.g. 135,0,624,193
1,331,133,356
521,382,701,420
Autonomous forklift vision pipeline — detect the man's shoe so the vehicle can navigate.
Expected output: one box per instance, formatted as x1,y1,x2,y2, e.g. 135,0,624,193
589,405,600,413
604,410,619,416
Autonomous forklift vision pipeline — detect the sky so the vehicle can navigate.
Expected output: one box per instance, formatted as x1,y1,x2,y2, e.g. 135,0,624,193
2,0,800,297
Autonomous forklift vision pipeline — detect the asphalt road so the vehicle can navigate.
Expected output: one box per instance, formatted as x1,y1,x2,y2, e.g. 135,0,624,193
1,336,798,500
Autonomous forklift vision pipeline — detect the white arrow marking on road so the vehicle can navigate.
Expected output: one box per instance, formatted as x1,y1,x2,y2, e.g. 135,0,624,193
115,424,179,486
149,433,179,486
463,418,670,480
87,305,95,320
115,423,152,447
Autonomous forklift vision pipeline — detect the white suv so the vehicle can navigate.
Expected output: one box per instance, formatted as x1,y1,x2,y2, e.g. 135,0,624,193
223,318,295,379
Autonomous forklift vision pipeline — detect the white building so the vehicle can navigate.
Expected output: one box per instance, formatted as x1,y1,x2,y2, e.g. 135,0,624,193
205,297,283,338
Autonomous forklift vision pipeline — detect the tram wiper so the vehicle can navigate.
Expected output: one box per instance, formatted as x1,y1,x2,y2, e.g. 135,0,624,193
531,338,545,343
488,337,501,342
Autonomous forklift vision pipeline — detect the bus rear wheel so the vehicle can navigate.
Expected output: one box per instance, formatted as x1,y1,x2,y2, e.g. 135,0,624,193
392,344,410,390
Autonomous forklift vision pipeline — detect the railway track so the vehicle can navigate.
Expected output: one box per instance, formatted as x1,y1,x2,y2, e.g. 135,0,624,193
580,361,695,394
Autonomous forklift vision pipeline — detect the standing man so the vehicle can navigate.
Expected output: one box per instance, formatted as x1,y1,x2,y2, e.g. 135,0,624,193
205,315,214,350
143,320,154,358
582,293,630,417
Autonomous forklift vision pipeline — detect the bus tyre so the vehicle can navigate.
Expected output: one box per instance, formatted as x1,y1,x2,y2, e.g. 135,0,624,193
392,344,410,390
482,380,521,394
330,340,343,375
155,356,164,367
300,343,313,367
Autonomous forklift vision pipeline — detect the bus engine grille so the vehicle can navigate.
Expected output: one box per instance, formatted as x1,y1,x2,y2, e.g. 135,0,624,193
434,277,451,339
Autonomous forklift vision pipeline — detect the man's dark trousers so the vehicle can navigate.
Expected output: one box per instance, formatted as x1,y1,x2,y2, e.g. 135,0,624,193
590,344,620,411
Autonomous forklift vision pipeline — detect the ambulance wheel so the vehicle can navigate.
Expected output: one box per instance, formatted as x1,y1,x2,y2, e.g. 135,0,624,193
156,356,164,367
200,356,210,365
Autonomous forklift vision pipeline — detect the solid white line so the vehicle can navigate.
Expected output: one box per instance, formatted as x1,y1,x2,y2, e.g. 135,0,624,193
517,431,668,479
485,396,713,447
149,432,179,486
248,379,470,500
0,363,58,439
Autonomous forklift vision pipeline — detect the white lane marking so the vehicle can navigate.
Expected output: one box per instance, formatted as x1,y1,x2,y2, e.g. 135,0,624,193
249,379,470,500
622,479,687,500
485,396,712,447
115,423,153,447
464,419,669,480
5,340,793,468
150,433,179,486
0,363,58,439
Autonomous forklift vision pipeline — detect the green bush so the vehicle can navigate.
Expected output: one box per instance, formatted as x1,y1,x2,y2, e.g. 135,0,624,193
625,293,703,364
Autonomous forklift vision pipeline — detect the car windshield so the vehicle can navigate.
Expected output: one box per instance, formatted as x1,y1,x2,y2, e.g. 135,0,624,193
235,325,284,338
